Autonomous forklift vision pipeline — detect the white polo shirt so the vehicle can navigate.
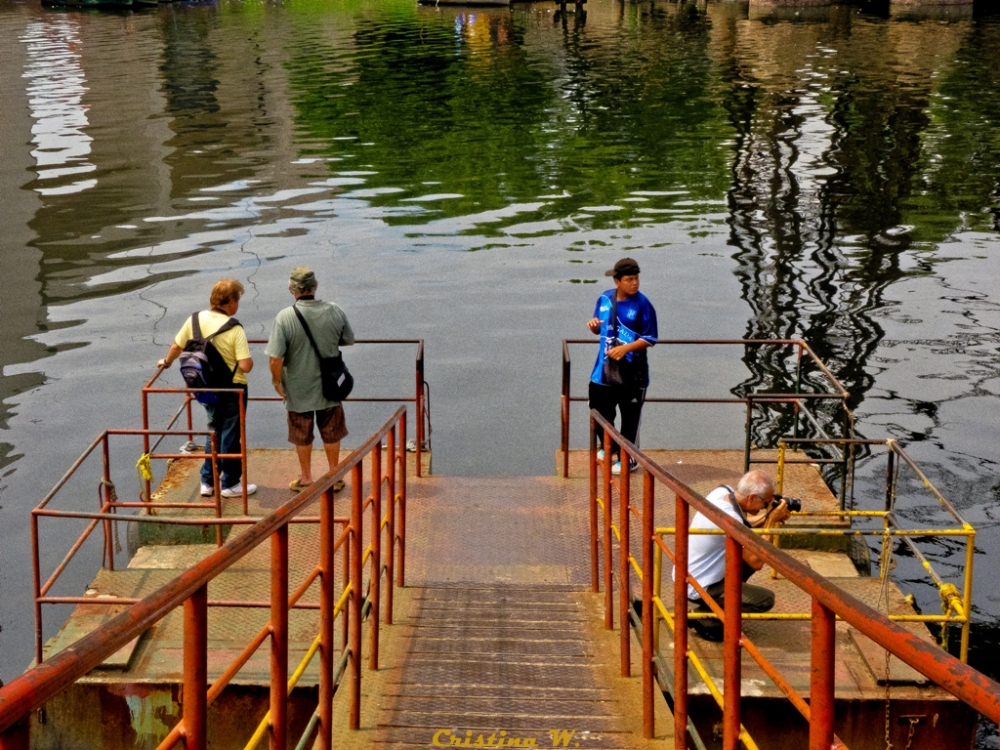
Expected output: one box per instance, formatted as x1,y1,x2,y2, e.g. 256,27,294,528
674,485,746,600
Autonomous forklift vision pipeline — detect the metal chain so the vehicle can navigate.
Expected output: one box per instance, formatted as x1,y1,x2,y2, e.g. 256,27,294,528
902,717,919,750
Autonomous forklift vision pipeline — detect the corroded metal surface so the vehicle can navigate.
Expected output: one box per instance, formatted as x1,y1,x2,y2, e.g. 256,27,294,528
373,587,643,748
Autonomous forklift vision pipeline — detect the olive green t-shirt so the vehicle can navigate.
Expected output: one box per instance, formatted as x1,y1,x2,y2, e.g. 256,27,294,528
264,300,355,413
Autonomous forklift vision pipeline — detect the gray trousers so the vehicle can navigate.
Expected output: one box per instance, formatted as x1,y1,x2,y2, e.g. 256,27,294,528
689,577,775,639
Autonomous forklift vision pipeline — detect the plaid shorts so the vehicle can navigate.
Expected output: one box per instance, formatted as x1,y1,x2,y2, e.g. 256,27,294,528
286,406,348,447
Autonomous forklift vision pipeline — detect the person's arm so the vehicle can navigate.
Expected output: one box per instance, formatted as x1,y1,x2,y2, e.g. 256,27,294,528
742,501,792,570
237,357,253,373
607,339,651,360
157,343,184,370
269,357,285,398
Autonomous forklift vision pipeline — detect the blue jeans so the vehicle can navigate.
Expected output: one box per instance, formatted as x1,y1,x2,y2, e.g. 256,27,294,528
201,385,247,489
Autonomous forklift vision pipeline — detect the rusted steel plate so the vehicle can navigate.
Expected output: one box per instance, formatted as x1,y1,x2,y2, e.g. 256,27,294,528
385,696,619,718
373,728,636,748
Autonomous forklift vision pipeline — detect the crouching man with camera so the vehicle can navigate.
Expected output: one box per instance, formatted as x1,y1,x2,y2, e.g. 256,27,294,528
676,469,792,642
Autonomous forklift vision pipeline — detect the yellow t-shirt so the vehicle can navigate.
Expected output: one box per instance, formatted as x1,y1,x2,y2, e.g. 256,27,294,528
173,310,251,385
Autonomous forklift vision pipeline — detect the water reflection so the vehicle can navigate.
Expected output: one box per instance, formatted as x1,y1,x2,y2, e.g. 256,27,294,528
1,2,1000,706
22,16,96,196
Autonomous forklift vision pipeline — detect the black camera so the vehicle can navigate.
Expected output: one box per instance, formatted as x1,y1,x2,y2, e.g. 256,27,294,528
772,494,802,513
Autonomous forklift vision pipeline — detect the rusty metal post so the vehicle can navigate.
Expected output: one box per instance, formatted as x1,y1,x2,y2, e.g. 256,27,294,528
561,343,571,479
350,463,363,730
318,487,335,750
722,537,743,750
369,444,382,671
31,512,42,666
603,431,613,630
589,417,599,592
0,717,29,750
415,346,424,479
641,472,655,740
674,494,689,750
142,388,152,503
342,528,350,653
239,391,248,515
102,435,114,571
386,425,396,626
183,584,208,750
809,598,836,750
619,457,631,676
186,394,194,441
884,449,895,513
397,416,407,588
270,526,289,750
743,398,753,474
211,434,222,547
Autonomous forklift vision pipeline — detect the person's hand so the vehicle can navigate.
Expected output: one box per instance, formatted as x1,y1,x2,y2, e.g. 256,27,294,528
766,499,792,526
272,380,285,398
587,317,602,334
607,345,629,361
157,358,169,369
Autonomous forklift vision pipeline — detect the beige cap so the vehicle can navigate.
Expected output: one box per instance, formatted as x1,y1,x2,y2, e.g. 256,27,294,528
289,266,317,291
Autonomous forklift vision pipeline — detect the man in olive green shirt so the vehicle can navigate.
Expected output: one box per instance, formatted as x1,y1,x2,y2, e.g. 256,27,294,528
265,267,355,492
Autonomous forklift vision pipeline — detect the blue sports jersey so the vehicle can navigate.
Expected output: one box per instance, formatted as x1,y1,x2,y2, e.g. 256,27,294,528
590,289,658,387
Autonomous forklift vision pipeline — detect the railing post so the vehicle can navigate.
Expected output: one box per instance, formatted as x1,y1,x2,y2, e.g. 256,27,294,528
386,425,396,626
603,431,613,631
723,537,743,750
619,454,631,676
884,449,895,513
318,487,335,750
415,346,424,479
31,512,43,667
561,342,571,479
674,493,689,750
186,394,194,442
211,434,222,547
350,463,364,730
743,398,753,474
641,472,655,740
240,391,249,515
369,444,382,671
102,435,114,571
0,717,29,750
589,417,599,592
809,598,836,750
142,388,152,503
270,526,289,750
397,416,407,588
183,584,208,750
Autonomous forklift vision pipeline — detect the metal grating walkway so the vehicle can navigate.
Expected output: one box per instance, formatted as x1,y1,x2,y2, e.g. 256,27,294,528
330,473,668,750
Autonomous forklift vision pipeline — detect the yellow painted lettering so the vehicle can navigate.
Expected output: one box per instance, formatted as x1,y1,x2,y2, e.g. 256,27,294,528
433,730,451,747
548,731,576,747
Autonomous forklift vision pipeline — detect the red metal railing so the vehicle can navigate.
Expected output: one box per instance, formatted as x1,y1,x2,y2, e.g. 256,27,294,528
141,339,427,504
561,339,852,488
588,411,1000,750
0,406,410,750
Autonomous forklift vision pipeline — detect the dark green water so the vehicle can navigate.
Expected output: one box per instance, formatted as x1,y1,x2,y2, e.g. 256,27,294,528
1,0,999,738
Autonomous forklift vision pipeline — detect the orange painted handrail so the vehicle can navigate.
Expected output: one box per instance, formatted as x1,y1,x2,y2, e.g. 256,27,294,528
587,410,1000,750
0,406,409,750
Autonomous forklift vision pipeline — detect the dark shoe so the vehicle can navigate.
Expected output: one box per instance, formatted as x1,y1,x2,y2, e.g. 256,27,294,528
690,619,724,642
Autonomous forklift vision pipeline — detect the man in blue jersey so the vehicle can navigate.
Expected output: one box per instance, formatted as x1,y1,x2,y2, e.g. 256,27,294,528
587,257,658,475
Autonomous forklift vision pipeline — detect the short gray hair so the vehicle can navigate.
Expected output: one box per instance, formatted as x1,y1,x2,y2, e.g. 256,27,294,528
736,470,774,500
289,266,317,294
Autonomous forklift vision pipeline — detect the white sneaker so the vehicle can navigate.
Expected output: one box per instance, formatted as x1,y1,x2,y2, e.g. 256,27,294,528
596,449,605,461
611,459,638,476
200,483,213,497
221,482,257,498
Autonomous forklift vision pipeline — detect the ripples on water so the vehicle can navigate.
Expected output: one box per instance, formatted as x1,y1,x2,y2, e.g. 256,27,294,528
1,1,1000,724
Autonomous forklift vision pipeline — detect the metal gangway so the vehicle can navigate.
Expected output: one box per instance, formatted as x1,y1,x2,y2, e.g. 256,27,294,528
0,339,998,750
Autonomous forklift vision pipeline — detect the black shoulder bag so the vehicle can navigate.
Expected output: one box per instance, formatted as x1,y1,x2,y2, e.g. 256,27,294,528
292,305,354,402
601,293,642,387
